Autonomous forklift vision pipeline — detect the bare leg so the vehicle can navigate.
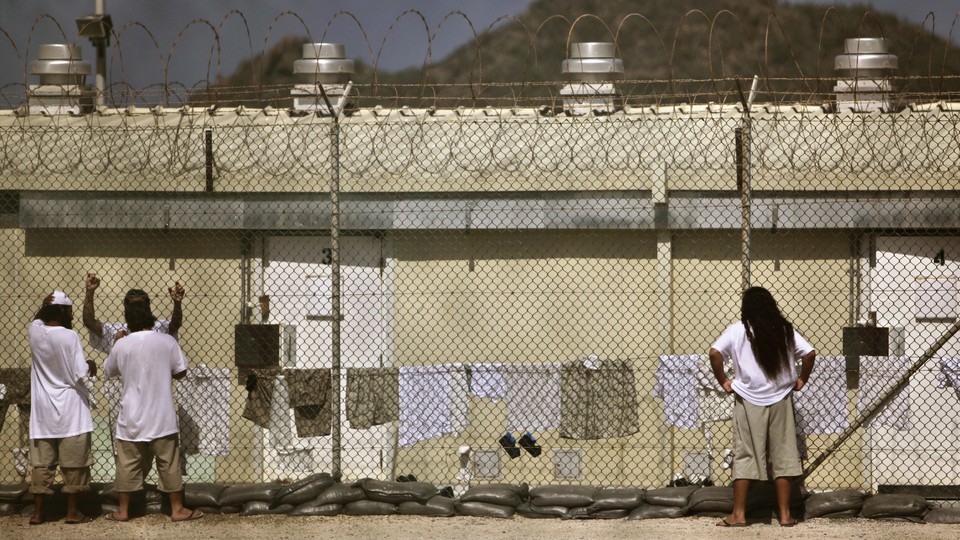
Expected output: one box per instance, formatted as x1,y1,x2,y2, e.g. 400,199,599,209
112,491,131,521
775,476,797,525
717,478,750,526
168,490,196,521
31,494,43,524
65,493,81,522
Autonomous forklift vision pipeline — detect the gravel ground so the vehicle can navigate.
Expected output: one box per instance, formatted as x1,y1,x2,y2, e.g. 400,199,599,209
3,514,958,540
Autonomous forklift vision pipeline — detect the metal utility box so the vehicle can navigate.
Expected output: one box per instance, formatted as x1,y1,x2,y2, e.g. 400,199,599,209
843,327,889,356
843,326,889,389
235,324,281,368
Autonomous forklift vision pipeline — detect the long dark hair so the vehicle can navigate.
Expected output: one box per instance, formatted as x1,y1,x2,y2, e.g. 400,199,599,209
741,286,795,380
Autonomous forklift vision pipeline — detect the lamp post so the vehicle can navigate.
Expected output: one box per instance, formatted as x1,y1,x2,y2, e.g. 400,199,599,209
75,1,111,108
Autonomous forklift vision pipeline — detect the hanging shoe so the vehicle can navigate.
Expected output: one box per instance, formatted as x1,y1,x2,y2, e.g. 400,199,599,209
517,432,542,457
498,432,521,459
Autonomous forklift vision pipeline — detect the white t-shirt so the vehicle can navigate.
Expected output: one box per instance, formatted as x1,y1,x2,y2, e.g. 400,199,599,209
711,322,814,407
28,320,94,439
104,330,189,442
90,319,171,354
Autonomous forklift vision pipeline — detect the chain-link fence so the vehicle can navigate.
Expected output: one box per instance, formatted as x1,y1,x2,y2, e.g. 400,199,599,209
3,78,960,504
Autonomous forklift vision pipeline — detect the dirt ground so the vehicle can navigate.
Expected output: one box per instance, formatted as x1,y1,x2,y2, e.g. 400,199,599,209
2,514,958,540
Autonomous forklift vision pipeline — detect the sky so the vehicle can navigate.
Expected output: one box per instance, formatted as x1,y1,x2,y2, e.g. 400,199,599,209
1,0,958,92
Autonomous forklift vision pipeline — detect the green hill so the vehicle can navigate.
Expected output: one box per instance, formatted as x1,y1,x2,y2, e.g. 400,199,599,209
198,0,960,107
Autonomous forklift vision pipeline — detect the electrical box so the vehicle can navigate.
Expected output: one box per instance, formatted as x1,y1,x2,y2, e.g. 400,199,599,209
843,327,889,356
235,324,281,369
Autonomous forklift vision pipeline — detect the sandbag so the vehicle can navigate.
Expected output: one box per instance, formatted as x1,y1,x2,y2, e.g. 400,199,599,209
586,488,644,511
144,501,163,515
803,489,866,519
398,496,456,517
219,483,284,507
289,502,343,517
240,500,295,516
686,486,733,513
0,483,28,502
357,479,437,504
0,502,19,515
643,486,700,507
455,500,516,518
924,508,960,524
460,485,523,507
184,483,227,508
565,507,629,519
342,500,397,516
627,503,687,520
818,509,861,519
273,475,335,507
860,494,929,520
528,485,597,508
98,483,162,505
515,501,567,518
314,483,366,505
197,505,240,514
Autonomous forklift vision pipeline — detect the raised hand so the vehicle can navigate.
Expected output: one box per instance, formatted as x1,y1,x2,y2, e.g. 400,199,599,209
85,272,101,292
168,282,185,302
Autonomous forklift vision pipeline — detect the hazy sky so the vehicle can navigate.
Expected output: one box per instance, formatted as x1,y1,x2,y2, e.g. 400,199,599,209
1,0,958,91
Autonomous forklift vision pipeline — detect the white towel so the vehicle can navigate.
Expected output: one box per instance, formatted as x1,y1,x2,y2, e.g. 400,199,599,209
794,356,849,435
653,355,700,429
268,374,313,452
468,364,508,401
937,357,960,389
101,377,123,454
174,364,232,456
398,364,469,448
858,356,912,431
81,376,98,410
504,363,561,432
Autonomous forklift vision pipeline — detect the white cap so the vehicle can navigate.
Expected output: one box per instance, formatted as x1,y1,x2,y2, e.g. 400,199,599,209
50,290,73,306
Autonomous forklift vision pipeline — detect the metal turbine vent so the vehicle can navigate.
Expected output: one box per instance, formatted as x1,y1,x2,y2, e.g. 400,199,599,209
559,42,624,116
28,44,94,115
834,37,898,113
291,42,355,114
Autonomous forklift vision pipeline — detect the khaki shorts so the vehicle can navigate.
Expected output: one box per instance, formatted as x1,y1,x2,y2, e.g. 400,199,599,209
29,433,93,495
732,394,803,481
115,434,183,493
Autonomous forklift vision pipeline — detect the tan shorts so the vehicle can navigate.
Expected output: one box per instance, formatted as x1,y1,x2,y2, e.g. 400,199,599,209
115,434,183,493
732,394,803,481
29,433,93,495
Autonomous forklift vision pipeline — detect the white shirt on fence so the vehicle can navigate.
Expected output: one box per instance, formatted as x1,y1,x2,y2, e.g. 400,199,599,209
28,319,94,439
89,319,171,354
104,330,188,441
711,322,814,407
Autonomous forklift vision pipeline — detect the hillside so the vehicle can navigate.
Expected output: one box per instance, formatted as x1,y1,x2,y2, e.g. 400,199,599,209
197,0,960,107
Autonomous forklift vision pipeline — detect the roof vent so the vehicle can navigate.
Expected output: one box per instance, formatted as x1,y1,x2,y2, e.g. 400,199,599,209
28,44,94,115
834,38,898,113
559,42,623,116
291,43,355,114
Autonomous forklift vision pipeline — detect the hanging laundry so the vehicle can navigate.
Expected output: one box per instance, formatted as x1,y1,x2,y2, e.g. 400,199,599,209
398,364,468,448
175,364,232,456
346,367,399,429
286,368,332,438
794,356,849,435
858,356,912,431
504,363,561,432
653,355,734,430
560,358,640,439
468,363,508,401
0,368,30,433
242,367,281,429
937,357,960,390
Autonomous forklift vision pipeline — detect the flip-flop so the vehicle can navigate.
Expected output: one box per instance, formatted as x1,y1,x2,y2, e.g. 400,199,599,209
28,518,43,526
104,513,129,522
779,519,799,527
173,509,204,522
66,514,95,524
717,518,748,527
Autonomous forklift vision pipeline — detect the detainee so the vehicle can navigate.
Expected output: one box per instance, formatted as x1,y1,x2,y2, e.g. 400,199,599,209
710,286,816,528
103,300,202,522
28,291,97,525
82,272,185,354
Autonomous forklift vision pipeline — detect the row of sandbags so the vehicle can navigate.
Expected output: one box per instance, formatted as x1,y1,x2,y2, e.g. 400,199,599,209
2,479,960,523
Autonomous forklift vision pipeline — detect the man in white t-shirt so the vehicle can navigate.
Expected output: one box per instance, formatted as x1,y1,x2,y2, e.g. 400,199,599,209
710,286,816,528
28,290,97,525
103,301,201,522
82,272,185,355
